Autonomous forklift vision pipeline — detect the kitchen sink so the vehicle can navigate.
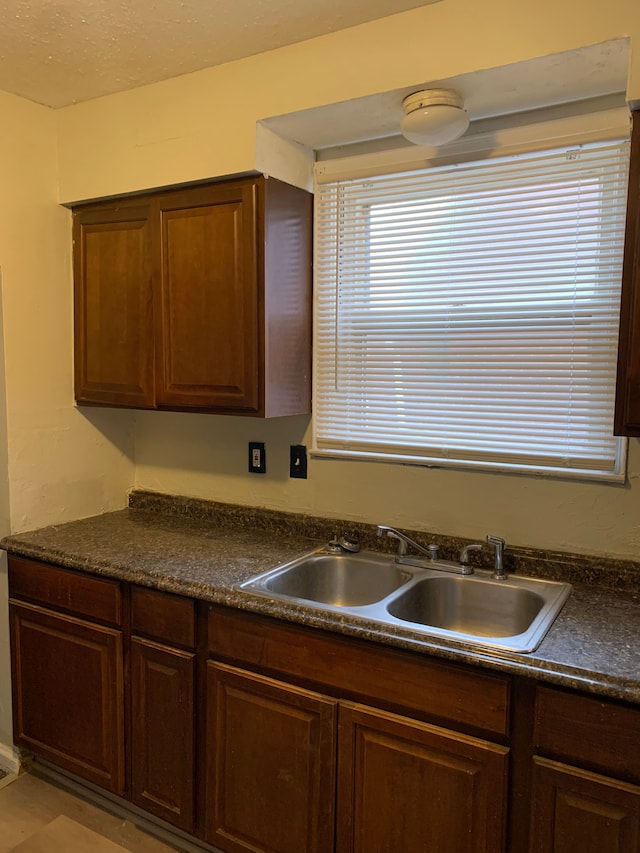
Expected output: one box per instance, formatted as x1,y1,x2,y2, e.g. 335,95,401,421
386,576,546,638
239,547,571,653
255,552,412,607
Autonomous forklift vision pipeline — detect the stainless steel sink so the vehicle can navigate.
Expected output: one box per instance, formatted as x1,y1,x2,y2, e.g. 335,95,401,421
243,553,413,608
386,576,546,638
254,552,412,607
239,548,571,653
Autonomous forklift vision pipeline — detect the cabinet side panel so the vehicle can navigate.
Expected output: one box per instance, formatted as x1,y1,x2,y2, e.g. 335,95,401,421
263,178,313,417
615,108,640,435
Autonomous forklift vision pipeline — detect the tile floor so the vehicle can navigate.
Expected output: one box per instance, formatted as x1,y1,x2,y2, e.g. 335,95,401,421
0,772,179,852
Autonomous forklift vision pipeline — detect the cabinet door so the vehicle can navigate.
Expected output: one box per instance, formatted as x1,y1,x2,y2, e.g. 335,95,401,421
73,201,154,407
155,180,260,412
205,662,337,853
9,601,124,794
615,108,640,435
131,638,196,832
337,702,508,853
530,757,640,853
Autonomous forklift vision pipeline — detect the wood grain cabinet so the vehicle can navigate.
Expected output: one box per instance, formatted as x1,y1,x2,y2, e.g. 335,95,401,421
130,586,197,832
205,662,337,853
73,200,154,408
206,605,510,853
8,558,125,795
615,108,640,435
530,758,640,853
530,685,640,853
73,175,312,416
337,702,508,853
11,558,640,853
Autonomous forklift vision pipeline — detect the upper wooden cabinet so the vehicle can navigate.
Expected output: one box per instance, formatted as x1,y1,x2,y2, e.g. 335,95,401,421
615,109,640,435
73,175,312,417
73,201,154,408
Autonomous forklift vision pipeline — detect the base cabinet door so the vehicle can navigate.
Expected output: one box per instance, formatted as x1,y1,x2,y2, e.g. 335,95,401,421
337,702,508,853
130,637,196,832
9,601,124,794
205,662,337,853
529,757,640,853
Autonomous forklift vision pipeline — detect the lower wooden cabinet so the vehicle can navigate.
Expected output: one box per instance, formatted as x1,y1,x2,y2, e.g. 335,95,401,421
205,662,337,853
130,637,196,831
529,757,640,853
9,600,125,794
9,559,640,853
337,703,508,853
204,659,508,853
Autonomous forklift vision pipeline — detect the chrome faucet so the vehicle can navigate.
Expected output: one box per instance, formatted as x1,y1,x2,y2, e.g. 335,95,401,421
377,525,475,575
486,535,507,580
376,525,432,559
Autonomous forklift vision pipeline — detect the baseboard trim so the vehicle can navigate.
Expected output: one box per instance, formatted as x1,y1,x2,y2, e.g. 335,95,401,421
0,741,21,775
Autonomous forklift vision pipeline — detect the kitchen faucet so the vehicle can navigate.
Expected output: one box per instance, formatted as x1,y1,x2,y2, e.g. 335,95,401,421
376,525,477,575
376,525,435,559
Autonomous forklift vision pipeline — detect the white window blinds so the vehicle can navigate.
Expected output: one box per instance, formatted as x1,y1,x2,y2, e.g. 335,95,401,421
314,138,630,478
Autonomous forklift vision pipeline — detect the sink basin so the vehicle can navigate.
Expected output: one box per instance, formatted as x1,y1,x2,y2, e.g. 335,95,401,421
386,576,545,638
239,548,571,653
245,552,411,607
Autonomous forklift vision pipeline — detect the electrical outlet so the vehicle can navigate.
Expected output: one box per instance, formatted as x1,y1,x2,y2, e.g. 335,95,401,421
290,445,308,479
248,442,266,474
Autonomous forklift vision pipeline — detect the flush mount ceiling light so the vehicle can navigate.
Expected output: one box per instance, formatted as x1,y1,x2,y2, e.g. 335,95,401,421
401,88,469,146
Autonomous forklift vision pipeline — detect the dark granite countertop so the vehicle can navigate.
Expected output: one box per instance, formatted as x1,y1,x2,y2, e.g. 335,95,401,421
3,493,640,706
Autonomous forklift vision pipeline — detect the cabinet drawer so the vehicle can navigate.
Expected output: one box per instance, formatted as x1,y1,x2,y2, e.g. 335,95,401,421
208,605,510,736
534,685,640,783
8,557,122,627
131,586,196,650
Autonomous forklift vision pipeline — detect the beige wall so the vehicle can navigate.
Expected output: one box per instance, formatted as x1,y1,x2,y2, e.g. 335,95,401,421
0,90,136,752
53,0,640,561
57,0,640,202
0,91,135,533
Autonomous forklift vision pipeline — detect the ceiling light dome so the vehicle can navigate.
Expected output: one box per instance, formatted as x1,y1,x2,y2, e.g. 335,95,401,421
401,88,469,146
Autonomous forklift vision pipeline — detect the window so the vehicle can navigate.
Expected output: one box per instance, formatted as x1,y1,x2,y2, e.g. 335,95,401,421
314,136,630,479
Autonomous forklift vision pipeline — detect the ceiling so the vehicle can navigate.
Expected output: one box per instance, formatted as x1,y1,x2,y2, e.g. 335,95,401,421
0,0,440,109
